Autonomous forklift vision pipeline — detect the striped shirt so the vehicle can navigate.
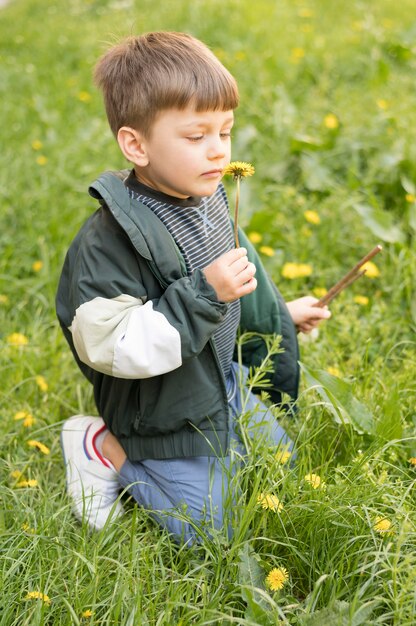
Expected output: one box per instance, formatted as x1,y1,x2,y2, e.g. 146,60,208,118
125,171,240,380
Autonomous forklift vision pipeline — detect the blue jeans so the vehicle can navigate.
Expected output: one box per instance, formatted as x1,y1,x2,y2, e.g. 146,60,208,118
118,363,294,543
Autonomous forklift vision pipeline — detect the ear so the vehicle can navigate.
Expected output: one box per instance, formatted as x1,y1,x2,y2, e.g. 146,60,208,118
117,126,149,166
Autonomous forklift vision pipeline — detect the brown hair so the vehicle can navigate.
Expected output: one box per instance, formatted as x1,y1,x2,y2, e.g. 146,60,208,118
94,32,239,137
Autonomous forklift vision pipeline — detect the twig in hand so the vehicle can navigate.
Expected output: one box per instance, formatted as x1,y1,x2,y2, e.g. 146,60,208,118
313,244,382,308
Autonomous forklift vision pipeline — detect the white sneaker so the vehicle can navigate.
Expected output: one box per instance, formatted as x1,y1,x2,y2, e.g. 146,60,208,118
61,415,124,529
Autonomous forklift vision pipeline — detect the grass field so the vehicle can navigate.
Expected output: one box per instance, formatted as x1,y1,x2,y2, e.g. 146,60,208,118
1,0,415,624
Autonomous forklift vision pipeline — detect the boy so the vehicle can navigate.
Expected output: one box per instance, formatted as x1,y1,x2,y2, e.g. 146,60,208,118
56,32,330,542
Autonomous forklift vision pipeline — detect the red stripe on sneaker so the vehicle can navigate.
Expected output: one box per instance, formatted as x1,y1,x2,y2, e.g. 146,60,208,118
91,424,112,469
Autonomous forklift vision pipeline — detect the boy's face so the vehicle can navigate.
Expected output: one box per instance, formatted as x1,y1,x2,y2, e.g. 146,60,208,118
132,107,234,199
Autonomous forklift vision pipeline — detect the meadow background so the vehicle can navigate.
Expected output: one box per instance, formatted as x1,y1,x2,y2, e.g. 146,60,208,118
1,0,415,624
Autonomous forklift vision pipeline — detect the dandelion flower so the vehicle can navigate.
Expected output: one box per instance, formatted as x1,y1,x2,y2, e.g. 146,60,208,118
313,287,327,298
32,260,43,272
0,294,10,305
81,609,94,618
222,161,255,247
36,155,48,166
21,522,35,533
35,375,48,392
11,470,24,480
16,479,39,488
25,591,51,605
327,366,341,377
361,261,380,278
281,262,312,279
14,410,35,427
31,140,43,150
248,231,262,244
408,457,416,466
405,193,415,203
323,113,339,130
275,450,292,465
303,209,321,225
304,473,325,489
297,7,313,18
266,567,289,591
78,91,92,102
28,440,50,455
6,332,29,346
290,47,305,63
259,245,275,257
257,493,283,512
376,99,389,110
354,295,369,306
373,516,393,535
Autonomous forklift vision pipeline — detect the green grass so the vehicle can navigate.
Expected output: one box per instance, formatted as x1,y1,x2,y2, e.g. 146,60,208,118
1,0,415,623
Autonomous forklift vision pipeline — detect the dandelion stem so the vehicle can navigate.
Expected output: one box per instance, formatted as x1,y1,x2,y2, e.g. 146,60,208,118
234,178,240,248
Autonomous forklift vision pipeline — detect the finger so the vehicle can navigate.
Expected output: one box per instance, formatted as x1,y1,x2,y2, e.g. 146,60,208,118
223,247,248,266
235,261,256,280
236,277,257,297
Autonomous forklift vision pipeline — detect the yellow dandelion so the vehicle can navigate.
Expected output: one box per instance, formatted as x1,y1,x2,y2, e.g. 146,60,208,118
32,260,43,272
11,469,23,480
361,261,380,278
36,155,48,166
376,99,389,110
281,262,313,279
304,473,325,489
78,91,92,103
290,47,305,63
0,294,9,304
351,21,364,32
28,440,50,455
222,161,255,248
327,365,341,377
323,113,339,130
31,139,43,151
234,51,247,62
21,522,35,533
257,493,283,512
265,567,289,591
35,375,48,392
353,295,369,306
259,245,275,257
313,287,327,298
373,516,393,535
297,7,313,17
275,450,292,465
405,193,415,203
16,479,39,488
408,457,416,466
303,209,321,225
248,231,263,244
6,332,29,346
25,591,51,605
14,410,35,427
81,609,94,618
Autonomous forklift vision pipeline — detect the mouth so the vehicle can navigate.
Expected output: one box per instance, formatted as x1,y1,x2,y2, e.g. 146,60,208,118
201,169,223,177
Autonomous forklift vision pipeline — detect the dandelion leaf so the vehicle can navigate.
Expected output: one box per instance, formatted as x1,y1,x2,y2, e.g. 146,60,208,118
238,544,274,625
352,202,405,243
299,362,374,435
299,599,379,626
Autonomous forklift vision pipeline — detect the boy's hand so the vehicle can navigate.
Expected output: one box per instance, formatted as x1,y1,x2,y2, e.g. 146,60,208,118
286,296,331,333
203,247,257,302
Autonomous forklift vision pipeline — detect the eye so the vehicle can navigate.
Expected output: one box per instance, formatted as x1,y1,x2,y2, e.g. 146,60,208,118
220,131,232,139
187,135,204,142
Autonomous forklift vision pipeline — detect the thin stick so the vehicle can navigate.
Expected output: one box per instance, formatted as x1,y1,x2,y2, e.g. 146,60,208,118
234,178,240,248
313,244,382,308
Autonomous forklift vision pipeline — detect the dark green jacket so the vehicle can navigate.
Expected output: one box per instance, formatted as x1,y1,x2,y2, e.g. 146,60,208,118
56,172,299,460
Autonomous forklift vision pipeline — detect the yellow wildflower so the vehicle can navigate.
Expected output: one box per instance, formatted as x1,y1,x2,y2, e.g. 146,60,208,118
36,155,48,166
323,113,339,130
275,450,292,465
257,493,283,512
304,473,325,489
408,457,416,466
353,295,369,306
6,332,29,346
25,591,51,605
81,609,94,618
313,287,327,298
0,294,9,304
11,470,23,480
327,366,341,377
21,522,35,533
290,47,305,63
14,410,35,427
265,567,289,591
297,7,313,17
16,479,39,488
222,161,255,180
373,516,393,535
35,375,48,392
31,139,43,150
28,440,50,455
361,261,380,278
248,231,263,244
234,51,247,62
303,209,321,225
259,246,275,257
32,260,43,272
405,193,415,203
281,262,312,279
78,91,92,102
376,99,389,110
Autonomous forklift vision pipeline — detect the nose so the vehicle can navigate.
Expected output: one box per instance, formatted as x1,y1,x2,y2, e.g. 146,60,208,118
207,136,226,160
